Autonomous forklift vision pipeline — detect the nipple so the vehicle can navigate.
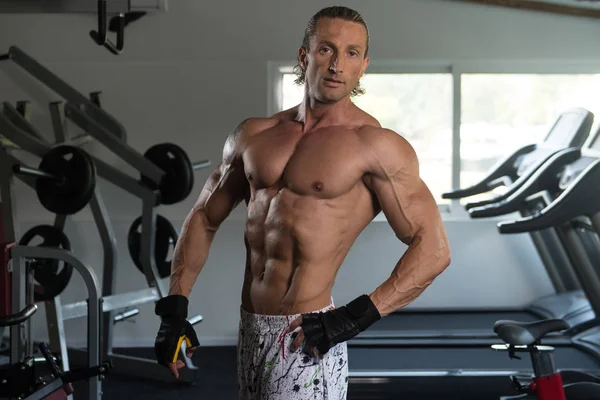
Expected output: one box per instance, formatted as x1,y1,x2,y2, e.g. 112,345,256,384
312,181,324,192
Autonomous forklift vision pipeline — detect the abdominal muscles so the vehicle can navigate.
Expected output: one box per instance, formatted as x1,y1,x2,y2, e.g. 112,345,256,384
242,186,370,315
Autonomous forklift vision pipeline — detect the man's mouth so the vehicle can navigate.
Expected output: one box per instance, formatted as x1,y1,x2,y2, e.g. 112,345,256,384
324,78,343,87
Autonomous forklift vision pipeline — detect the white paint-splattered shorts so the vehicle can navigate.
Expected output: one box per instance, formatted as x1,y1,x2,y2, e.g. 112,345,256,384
237,303,349,400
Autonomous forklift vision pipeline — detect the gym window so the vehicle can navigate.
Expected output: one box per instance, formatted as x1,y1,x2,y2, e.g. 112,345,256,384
268,63,600,219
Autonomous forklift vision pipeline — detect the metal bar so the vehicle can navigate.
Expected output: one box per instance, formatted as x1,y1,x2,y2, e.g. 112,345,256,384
539,228,582,293
0,108,49,157
562,226,600,317
188,313,204,326
4,46,128,142
11,245,102,400
25,262,34,359
61,287,159,321
528,230,567,293
13,164,63,182
88,190,118,355
67,348,198,383
91,155,158,200
49,102,68,144
105,353,198,383
450,66,461,212
114,308,139,322
45,297,71,377
3,102,48,144
65,102,164,184
192,160,211,170
4,152,40,191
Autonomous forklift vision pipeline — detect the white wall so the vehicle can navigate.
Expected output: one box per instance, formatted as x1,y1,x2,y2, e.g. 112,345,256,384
2,0,599,346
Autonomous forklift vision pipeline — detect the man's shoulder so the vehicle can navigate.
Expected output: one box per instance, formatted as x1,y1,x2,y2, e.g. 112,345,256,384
237,117,282,137
357,125,419,176
357,125,413,153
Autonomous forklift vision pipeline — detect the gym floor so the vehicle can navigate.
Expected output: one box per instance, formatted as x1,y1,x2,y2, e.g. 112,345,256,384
69,346,517,400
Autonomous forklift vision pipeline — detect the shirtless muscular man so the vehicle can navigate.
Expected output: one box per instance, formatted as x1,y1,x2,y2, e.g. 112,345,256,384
154,6,451,399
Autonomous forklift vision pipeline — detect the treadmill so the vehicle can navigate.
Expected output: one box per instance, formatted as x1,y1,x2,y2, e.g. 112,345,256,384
348,120,600,380
494,133,600,368
354,107,595,341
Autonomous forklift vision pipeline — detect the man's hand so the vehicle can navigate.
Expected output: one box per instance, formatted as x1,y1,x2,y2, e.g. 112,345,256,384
287,295,381,357
154,295,200,379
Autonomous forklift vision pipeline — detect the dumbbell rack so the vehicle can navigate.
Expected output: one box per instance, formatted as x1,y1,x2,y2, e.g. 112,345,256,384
0,45,207,394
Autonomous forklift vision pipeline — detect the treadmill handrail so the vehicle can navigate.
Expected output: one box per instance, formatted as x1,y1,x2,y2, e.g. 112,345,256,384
464,147,561,210
441,144,537,199
498,158,600,234
468,148,581,218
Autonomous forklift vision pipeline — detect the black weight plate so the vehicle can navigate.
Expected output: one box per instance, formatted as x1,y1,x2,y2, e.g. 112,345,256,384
140,143,194,205
127,214,178,279
36,145,96,215
19,225,73,302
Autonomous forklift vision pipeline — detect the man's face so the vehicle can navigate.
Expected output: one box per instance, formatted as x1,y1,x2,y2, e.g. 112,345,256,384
299,18,370,104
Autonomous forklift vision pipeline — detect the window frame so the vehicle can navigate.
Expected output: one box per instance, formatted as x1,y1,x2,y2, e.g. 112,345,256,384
267,60,600,221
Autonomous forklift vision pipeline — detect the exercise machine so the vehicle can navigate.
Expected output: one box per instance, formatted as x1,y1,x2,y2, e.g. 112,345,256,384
0,45,211,388
490,137,600,399
354,107,595,341
493,320,600,400
346,112,600,382
1,303,73,400
0,240,112,400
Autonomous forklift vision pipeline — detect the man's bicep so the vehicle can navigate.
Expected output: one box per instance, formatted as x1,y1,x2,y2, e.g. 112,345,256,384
366,130,444,244
372,173,440,244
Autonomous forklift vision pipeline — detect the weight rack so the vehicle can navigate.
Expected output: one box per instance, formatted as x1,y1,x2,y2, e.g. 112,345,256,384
0,45,210,393
0,240,103,400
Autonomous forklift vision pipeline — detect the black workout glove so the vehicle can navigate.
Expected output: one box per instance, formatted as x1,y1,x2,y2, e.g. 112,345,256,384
154,295,200,367
301,294,381,355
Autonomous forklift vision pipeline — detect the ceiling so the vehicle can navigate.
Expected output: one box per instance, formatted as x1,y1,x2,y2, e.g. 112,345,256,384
450,0,600,19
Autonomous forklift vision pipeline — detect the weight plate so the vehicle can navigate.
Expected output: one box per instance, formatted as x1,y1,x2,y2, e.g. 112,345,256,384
140,143,194,205
127,214,178,279
36,146,96,215
19,225,73,302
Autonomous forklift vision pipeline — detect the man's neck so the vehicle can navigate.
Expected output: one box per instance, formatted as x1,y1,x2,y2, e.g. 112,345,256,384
296,94,353,133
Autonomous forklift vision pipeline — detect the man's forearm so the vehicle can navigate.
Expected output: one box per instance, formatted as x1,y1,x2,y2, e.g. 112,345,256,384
168,208,217,297
369,235,450,317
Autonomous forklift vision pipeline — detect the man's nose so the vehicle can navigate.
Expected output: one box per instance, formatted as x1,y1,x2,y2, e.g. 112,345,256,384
329,56,344,74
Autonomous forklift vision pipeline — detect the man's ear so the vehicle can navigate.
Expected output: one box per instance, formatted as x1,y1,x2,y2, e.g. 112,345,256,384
360,56,370,77
298,46,308,70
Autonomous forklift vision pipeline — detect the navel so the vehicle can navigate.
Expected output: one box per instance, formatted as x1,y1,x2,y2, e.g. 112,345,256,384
312,181,324,192
247,173,253,181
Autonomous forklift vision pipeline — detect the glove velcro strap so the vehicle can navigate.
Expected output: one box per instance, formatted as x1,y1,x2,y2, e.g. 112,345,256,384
343,294,382,331
155,295,189,319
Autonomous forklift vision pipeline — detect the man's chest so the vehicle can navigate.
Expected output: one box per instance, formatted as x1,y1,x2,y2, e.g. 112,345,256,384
242,127,370,198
